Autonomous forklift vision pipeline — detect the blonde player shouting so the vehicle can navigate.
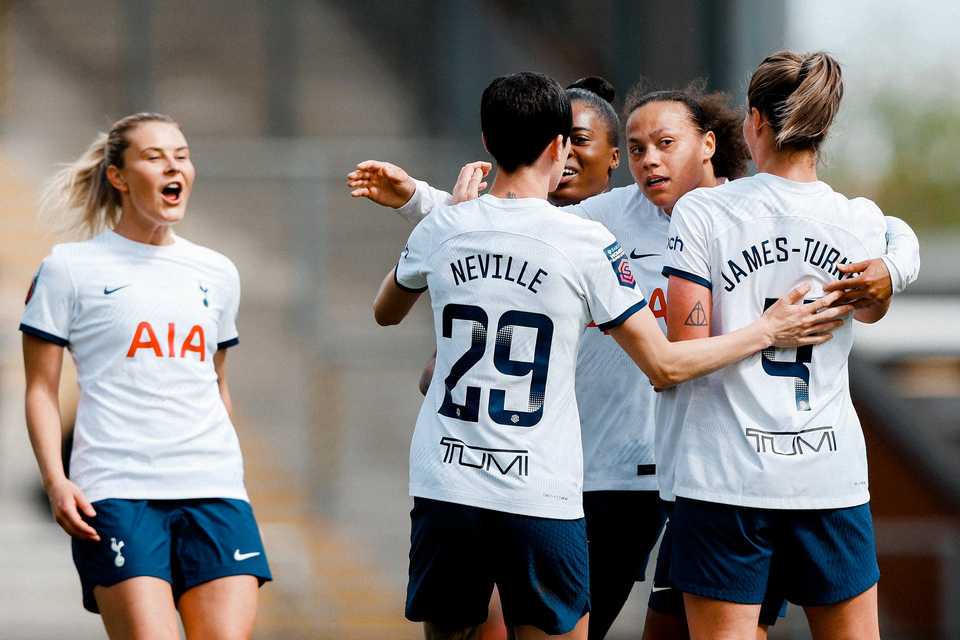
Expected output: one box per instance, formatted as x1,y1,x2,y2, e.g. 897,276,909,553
370,71,850,640
663,52,897,640
22,113,270,639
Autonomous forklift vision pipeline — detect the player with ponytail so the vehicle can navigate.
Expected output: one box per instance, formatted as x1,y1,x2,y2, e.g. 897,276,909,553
22,114,270,639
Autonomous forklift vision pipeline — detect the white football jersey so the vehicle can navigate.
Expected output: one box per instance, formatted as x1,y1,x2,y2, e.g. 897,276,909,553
396,194,648,519
21,231,248,504
663,173,887,509
564,185,669,492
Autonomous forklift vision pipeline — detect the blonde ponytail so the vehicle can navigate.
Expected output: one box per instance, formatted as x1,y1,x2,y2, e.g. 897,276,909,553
39,113,179,239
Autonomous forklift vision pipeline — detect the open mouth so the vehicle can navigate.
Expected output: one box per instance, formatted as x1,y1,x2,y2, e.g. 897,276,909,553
161,182,183,203
559,167,578,184
646,176,668,189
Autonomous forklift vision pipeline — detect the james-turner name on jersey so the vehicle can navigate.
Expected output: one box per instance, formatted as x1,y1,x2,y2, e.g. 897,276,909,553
450,253,548,294
714,236,856,292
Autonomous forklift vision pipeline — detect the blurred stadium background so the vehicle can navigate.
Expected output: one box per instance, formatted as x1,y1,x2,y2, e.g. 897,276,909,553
0,1,956,638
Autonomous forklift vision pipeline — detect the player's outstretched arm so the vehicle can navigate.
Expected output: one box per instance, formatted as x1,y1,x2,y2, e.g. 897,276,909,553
609,284,851,389
23,334,100,541
349,159,492,224
348,160,417,208
374,267,423,326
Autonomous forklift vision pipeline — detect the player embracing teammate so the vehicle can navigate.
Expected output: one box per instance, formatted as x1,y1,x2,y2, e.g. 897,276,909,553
367,71,855,640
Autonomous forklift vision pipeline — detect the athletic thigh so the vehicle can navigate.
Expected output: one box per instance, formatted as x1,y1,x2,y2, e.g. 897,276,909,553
179,574,259,640
804,584,880,640
94,576,180,640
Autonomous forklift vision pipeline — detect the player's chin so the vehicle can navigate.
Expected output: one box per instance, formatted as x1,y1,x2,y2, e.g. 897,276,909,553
640,186,673,209
550,182,585,207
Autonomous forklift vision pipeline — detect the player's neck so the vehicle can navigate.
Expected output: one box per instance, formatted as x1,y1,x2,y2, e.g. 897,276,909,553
487,167,551,201
755,148,818,183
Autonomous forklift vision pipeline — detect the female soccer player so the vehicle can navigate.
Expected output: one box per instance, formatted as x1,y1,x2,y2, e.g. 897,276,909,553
21,113,271,639
349,76,919,639
374,70,853,640
663,51,892,640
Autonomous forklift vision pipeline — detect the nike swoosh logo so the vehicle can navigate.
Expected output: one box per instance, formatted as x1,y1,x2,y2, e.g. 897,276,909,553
234,550,261,561
104,284,132,295
651,586,673,592
630,251,660,260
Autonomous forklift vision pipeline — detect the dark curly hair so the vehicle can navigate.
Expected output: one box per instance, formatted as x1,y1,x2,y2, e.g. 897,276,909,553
624,78,750,179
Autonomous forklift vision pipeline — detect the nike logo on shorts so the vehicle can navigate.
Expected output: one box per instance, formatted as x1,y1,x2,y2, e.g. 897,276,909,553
234,550,261,561
651,586,674,592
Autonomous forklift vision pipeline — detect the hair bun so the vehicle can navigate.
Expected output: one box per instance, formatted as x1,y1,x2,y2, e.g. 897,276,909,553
567,76,615,104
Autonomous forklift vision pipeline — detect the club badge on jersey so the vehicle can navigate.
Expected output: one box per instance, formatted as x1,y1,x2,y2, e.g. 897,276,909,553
604,242,635,288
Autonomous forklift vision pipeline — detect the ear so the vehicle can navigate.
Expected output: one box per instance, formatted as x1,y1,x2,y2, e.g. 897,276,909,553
702,130,716,161
548,134,568,163
106,165,129,193
482,133,489,154
609,146,621,172
750,107,764,137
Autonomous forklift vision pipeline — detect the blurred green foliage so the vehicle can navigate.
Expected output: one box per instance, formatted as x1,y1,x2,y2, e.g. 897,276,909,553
825,96,960,231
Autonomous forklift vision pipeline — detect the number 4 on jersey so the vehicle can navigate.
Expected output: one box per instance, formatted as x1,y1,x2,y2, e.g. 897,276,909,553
762,297,812,411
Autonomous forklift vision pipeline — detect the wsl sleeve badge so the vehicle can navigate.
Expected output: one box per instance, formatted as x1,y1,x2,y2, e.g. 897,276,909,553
603,242,635,288
24,264,42,305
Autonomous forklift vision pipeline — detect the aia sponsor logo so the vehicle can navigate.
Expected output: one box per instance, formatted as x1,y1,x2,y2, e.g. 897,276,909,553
127,322,206,360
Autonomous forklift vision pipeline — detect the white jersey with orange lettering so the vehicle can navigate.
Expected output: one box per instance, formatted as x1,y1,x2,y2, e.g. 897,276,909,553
563,184,670,492
663,173,887,509
396,194,648,519
20,230,248,504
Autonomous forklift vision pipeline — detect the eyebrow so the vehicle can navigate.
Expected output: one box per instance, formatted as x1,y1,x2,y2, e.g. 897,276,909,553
627,128,675,144
140,146,190,153
572,126,594,133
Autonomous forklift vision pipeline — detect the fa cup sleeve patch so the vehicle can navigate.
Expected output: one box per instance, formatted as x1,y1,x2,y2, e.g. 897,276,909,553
604,242,635,288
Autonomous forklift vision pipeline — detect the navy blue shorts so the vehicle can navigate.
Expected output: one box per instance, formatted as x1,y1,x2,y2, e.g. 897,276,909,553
73,498,272,613
648,505,786,625
671,498,879,607
582,490,665,585
405,497,590,635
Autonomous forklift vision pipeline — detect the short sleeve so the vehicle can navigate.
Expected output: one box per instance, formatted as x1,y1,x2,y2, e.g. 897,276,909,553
217,260,241,350
393,217,431,293
662,190,713,288
578,226,648,331
19,249,76,346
